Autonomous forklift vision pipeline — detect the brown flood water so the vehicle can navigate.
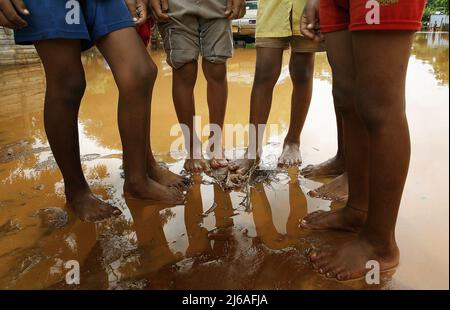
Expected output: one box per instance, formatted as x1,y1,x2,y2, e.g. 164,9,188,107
0,32,448,290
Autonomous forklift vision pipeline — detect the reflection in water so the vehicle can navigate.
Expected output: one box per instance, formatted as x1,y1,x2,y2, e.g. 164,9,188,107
412,32,449,85
0,33,448,289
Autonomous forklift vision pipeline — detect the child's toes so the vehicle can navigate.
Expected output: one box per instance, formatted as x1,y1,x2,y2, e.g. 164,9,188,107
336,271,351,282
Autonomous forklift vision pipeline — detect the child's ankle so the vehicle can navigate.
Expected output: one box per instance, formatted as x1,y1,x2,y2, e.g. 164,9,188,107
65,183,91,201
283,137,300,146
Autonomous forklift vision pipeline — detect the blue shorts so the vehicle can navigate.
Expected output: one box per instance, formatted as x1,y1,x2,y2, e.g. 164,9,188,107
14,0,135,50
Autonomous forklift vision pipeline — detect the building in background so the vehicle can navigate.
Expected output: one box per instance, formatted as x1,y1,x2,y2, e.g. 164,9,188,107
0,27,39,66
429,13,449,31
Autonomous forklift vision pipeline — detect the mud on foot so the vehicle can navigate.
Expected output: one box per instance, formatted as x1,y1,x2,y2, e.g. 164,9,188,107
209,157,229,170
228,158,258,184
148,163,190,189
309,235,400,281
66,191,121,222
308,173,348,202
300,206,367,232
301,155,345,178
205,144,229,170
278,142,302,168
184,158,211,174
229,158,258,175
124,177,185,205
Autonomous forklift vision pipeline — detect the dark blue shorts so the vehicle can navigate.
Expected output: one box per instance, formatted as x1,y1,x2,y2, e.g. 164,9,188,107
14,0,135,50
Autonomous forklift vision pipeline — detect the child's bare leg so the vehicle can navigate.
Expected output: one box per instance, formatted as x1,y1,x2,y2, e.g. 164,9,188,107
34,40,121,222
202,60,229,169
278,52,315,167
301,110,345,177
142,58,188,189
172,61,209,173
229,47,283,174
301,70,346,178
96,28,183,204
310,31,414,281
301,30,368,231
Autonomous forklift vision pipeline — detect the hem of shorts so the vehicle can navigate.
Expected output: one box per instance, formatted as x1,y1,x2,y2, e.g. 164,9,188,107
255,43,289,50
350,21,422,31
256,31,293,38
320,23,349,33
255,42,325,53
15,31,90,45
92,20,136,42
292,47,326,53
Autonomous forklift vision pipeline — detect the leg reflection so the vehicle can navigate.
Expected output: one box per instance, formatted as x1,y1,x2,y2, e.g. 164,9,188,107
210,184,235,257
126,199,178,273
184,177,212,258
286,171,308,238
251,183,289,250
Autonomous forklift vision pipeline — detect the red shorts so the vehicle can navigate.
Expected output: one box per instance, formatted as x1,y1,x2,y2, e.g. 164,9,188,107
136,16,155,47
319,0,426,33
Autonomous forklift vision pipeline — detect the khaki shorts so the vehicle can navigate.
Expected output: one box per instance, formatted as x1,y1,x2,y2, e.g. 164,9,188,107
255,36,325,53
158,0,233,69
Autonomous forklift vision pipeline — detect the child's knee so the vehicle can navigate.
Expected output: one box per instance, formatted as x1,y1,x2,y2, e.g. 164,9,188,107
119,60,157,94
332,79,355,114
49,73,86,102
254,62,280,86
355,88,403,130
139,60,157,84
174,61,198,87
203,61,227,82
290,64,314,84
289,55,314,83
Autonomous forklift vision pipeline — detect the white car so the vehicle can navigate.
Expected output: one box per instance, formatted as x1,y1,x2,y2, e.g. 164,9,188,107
232,1,258,37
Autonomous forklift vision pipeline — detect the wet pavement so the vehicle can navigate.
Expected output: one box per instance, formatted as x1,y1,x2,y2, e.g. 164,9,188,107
0,32,448,290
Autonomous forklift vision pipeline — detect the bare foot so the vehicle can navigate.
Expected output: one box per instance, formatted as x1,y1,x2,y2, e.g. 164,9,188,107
228,158,258,184
299,206,367,232
229,158,257,175
209,157,229,170
148,163,190,189
124,177,185,205
278,142,302,167
66,191,121,222
206,142,229,170
308,173,348,202
301,155,345,178
184,158,211,174
309,235,400,281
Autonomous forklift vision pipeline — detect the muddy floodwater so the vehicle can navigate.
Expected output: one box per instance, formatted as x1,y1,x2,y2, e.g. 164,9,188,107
0,32,448,290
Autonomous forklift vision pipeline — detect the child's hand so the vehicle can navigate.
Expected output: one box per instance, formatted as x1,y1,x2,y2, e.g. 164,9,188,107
300,0,323,43
225,0,246,20
0,0,30,29
125,0,148,25
135,0,149,25
151,0,169,22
